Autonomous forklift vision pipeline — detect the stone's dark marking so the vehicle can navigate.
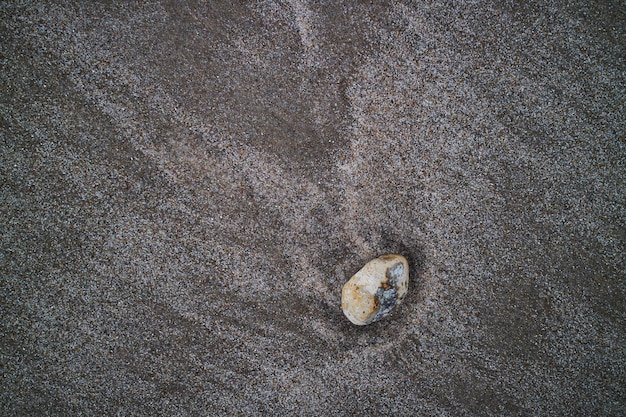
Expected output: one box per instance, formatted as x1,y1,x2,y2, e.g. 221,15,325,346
385,263,404,286
374,286,398,321
372,262,405,321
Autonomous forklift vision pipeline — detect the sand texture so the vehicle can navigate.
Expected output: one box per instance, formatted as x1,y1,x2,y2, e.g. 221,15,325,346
1,1,625,415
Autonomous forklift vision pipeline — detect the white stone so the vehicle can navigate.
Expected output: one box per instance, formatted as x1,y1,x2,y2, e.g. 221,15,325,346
341,254,409,326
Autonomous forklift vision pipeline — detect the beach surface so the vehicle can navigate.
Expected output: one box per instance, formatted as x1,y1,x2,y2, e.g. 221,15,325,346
1,1,625,415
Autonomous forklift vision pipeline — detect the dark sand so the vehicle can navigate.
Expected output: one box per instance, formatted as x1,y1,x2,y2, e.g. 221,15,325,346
1,1,625,415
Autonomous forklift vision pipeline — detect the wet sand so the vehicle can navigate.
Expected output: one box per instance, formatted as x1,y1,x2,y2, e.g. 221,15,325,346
1,1,625,415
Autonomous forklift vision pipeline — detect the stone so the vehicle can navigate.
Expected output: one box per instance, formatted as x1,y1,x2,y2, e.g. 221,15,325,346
341,254,409,326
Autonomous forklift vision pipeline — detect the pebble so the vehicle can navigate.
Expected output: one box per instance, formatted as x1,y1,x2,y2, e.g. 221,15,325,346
341,254,409,326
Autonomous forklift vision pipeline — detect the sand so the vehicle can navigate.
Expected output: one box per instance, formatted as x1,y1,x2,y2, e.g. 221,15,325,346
1,1,624,415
